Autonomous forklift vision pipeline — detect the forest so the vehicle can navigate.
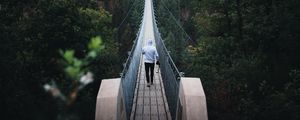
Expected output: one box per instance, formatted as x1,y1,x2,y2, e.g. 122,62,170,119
1,0,299,120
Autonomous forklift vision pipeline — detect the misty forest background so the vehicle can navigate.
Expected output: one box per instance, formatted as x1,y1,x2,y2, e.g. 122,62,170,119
1,0,300,120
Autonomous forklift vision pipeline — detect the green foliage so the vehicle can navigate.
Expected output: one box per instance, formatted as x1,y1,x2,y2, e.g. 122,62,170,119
59,36,104,80
1,0,119,120
88,36,102,50
156,0,300,119
61,50,75,64
87,36,104,58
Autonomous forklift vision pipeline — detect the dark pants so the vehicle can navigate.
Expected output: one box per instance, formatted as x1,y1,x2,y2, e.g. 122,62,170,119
145,63,155,83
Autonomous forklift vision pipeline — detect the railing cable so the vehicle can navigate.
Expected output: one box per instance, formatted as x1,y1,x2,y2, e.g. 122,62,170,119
158,0,196,45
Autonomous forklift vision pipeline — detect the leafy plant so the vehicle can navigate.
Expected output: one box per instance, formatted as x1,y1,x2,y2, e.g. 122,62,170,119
44,36,104,105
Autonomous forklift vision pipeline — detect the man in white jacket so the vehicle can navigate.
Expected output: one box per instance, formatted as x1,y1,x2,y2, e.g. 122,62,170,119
142,40,159,87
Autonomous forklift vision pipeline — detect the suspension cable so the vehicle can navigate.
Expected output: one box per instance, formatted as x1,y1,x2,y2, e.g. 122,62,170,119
116,0,138,29
158,0,196,45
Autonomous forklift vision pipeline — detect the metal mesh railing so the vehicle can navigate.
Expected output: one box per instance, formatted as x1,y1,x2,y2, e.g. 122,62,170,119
120,15,145,118
154,25,181,120
151,1,181,119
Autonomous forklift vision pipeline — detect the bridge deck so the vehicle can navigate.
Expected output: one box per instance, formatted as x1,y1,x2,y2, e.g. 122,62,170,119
130,59,171,120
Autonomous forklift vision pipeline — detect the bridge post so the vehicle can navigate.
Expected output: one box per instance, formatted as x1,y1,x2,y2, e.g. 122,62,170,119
95,78,126,120
176,77,208,120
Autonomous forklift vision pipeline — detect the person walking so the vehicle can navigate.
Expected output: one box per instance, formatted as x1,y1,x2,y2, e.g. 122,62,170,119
142,40,159,87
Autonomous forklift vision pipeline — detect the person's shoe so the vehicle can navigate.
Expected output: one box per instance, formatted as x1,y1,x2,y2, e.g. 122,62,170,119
151,82,153,85
147,83,150,87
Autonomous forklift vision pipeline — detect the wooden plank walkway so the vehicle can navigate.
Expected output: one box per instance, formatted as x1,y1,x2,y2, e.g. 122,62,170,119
130,58,171,120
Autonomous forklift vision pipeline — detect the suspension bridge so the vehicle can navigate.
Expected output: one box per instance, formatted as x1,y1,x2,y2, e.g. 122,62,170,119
95,0,207,119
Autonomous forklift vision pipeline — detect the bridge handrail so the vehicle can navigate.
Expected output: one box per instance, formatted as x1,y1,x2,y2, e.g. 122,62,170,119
151,0,181,79
151,1,182,119
121,29,140,78
120,8,145,118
